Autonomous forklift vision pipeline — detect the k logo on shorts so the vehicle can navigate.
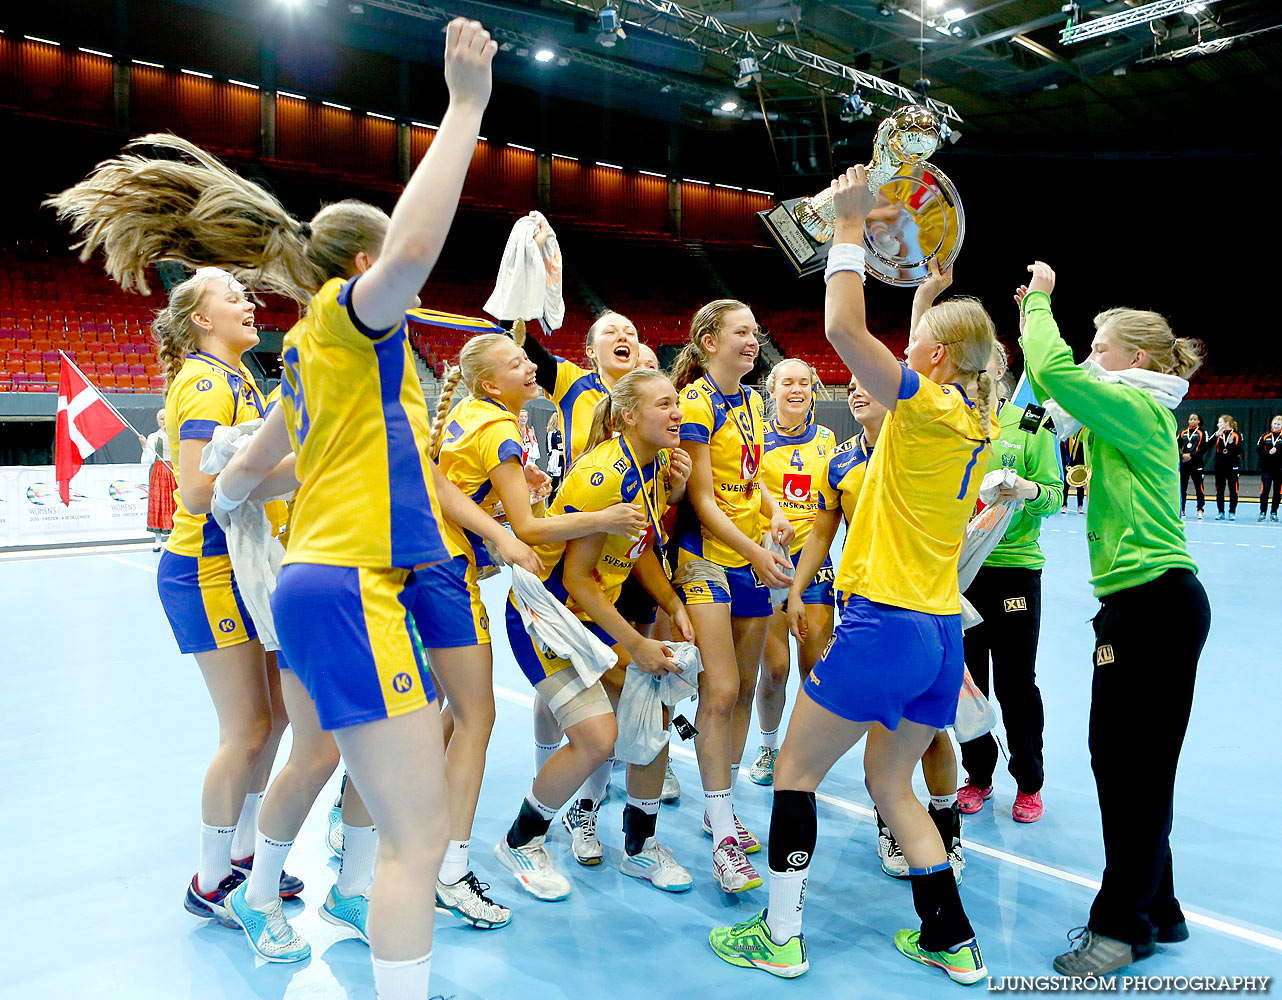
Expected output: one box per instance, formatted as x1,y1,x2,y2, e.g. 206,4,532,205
1095,644,1115,666
392,672,414,694
217,618,236,633
1003,597,1027,612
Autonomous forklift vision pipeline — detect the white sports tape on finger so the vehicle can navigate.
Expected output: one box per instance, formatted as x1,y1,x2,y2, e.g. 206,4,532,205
824,243,866,285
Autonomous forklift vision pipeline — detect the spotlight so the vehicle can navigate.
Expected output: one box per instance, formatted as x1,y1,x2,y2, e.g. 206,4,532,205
596,2,627,47
943,8,965,20
877,1,893,14
839,90,873,121
776,17,789,32
534,48,556,63
913,77,932,97
938,120,962,145
734,55,761,88
721,99,739,112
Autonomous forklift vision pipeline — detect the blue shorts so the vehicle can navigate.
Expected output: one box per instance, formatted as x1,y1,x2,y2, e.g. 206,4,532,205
792,551,836,608
803,595,963,730
417,554,491,647
273,563,446,731
678,562,772,619
504,596,617,688
157,550,257,654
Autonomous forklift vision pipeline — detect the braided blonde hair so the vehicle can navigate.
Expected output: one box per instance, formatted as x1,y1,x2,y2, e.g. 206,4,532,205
428,333,511,460
670,298,750,391
582,368,673,458
1094,308,1203,379
920,297,998,442
46,134,388,303
151,273,221,386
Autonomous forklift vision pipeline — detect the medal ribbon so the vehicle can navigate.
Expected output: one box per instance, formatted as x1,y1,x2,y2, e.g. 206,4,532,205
705,373,759,477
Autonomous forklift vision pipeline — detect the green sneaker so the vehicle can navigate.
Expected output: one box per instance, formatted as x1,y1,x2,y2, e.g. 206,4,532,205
894,929,987,985
709,910,808,979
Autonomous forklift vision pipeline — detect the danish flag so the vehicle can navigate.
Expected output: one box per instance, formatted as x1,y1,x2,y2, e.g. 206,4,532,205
55,355,127,505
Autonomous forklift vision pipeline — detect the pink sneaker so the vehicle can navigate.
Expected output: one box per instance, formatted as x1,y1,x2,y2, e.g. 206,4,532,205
956,779,993,815
1012,790,1044,823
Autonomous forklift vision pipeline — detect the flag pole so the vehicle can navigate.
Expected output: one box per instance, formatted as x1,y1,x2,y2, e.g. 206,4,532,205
58,350,174,473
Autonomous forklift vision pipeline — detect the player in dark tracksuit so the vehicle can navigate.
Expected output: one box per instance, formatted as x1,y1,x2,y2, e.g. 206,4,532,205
1258,416,1282,521
1177,414,1209,518
1211,416,1243,520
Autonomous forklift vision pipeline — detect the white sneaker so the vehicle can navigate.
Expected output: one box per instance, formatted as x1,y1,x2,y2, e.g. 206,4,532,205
947,842,966,885
435,872,512,929
620,839,693,893
702,812,762,853
660,763,681,804
876,812,909,879
712,837,762,893
747,746,777,786
226,883,311,963
561,799,603,866
493,835,572,901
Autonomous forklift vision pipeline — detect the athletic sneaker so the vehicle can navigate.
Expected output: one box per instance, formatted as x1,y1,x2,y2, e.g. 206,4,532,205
702,812,762,853
327,774,347,859
1197,510,1204,520
562,799,603,866
956,779,993,815
747,746,778,786
1053,926,1153,976
1012,789,1044,823
226,882,311,963
435,872,512,929
620,839,693,892
493,835,572,901
1272,513,1279,522
1229,512,1236,521
1258,513,1267,522
894,929,987,984
319,885,369,943
1215,512,1225,521
184,870,244,926
709,910,808,978
712,837,762,893
231,855,304,899
876,809,909,879
661,763,681,804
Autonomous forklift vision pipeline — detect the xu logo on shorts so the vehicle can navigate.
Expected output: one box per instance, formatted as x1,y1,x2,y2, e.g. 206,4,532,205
217,618,236,633
1003,597,1027,613
392,672,414,694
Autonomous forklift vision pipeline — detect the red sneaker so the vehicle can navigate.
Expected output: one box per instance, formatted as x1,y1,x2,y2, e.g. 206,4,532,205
1012,790,1044,823
956,779,993,815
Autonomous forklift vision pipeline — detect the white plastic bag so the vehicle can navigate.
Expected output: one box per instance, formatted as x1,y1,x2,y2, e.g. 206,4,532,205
952,667,999,742
762,532,795,609
614,642,701,765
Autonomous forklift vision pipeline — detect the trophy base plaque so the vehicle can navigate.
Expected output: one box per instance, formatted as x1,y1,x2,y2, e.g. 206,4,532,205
758,200,830,277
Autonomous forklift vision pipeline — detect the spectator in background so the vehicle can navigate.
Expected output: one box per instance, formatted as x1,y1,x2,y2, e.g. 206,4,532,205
1061,429,1086,514
139,407,176,552
545,408,565,498
518,408,540,467
1211,414,1242,521
1177,413,1210,520
638,343,660,371
1259,415,1282,522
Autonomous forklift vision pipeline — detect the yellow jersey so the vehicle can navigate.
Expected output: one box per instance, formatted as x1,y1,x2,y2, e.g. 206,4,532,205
551,358,610,469
837,369,995,614
818,432,875,527
435,394,525,565
759,420,837,554
260,385,289,540
535,435,672,619
278,276,450,570
676,375,768,568
165,351,268,558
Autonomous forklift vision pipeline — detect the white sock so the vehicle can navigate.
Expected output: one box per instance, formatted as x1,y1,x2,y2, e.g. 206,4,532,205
760,728,780,751
244,834,293,910
626,794,661,815
230,792,264,860
577,758,613,807
534,740,561,775
198,823,235,894
526,791,559,821
438,839,470,886
930,793,958,811
704,788,735,846
336,824,378,897
767,866,809,944
372,951,431,1000
731,763,740,788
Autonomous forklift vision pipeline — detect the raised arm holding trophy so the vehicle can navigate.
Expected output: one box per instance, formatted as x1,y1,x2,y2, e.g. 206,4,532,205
759,105,964,285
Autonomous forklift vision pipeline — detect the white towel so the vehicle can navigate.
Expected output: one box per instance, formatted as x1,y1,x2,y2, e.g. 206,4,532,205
200,422,287,652
614,641,703,765
1043,360,1188,440
763,532,795,609
509,566,617,688
483,211,565,331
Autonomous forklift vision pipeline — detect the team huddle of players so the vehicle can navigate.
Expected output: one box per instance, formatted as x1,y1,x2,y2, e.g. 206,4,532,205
48,16,1213,999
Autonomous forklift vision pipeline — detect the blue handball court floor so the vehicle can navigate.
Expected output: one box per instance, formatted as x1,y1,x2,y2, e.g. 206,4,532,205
3,513,1280,999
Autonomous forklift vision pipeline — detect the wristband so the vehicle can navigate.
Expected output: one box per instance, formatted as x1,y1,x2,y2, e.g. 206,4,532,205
824,243,866,285
212,478,249,513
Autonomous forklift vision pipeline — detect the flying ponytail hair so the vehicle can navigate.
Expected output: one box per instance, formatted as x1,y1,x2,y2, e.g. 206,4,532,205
428,333,512,461
46,134,388,304
670,298,750,391
582,368,673,459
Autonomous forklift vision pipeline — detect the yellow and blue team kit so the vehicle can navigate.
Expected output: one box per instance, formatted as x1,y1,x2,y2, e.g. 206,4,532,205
435,394,528,644
805,369,995,731
760,419,837,607
550,357,609,468
506,436,672,687
672,375,774,618
816,431,875,600
270,276,474,731
157,351,281,654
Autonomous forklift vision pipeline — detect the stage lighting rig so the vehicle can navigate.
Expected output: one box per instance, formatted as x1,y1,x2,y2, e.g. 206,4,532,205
839,90,873,121
735,55,762,88
596,1,626,47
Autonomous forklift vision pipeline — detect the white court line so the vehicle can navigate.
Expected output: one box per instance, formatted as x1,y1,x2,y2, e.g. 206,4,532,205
104,554,159,574
494,681,1282,954
0,541,153,563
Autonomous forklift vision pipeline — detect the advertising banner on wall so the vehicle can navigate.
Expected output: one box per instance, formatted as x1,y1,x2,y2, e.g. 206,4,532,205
0,464,152,547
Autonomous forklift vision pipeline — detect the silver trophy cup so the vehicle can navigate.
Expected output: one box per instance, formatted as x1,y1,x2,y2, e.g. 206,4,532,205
758,106,965,286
